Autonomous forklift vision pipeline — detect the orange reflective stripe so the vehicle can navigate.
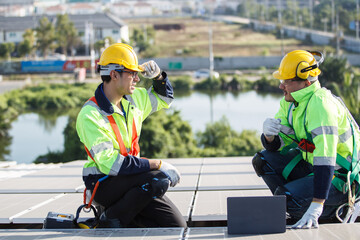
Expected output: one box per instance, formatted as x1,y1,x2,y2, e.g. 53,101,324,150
88,96,97,104
130,120,140,156
108,115,128,156
85,96,140,158
84,146,96,162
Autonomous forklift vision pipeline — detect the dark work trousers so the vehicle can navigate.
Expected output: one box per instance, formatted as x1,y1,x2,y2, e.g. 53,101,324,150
93,170,186,228
260,149,356,220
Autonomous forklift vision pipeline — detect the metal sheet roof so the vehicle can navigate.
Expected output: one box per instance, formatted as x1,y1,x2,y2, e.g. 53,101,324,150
0,13,125,32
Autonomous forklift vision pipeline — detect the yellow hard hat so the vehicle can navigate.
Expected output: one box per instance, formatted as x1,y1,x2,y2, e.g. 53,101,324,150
97,43,143,72
273,50,322,80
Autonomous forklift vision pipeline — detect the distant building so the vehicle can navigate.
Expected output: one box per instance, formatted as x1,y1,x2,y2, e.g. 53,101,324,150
45,4,67,15
112,2,132,17
133,2,152,16
68,2,101,15
110,0,181,17
0,5,34,17
149,1,180,15
0,13,129,45
0,0,34,5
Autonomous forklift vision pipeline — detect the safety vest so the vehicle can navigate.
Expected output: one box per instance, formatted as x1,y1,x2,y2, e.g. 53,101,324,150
77,84,173,178
84,96,140,160
276,81,360,193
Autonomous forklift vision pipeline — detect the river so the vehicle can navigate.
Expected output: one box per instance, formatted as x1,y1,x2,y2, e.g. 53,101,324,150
6,90,282,164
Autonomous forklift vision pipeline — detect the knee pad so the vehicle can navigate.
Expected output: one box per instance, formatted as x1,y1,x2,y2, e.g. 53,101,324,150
275,186,302,210
274,185,294,202
252,152,266,176
274,185,288,196
140,177,169,198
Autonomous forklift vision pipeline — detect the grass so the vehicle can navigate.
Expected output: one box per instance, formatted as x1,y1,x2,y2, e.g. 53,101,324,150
127,17,327,58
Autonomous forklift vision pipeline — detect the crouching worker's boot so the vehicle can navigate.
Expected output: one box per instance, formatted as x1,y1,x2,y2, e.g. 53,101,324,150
98,211,123,228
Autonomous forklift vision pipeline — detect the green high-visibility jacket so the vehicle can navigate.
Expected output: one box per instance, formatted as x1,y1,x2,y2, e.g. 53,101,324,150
76,77,173,189
275,81,360,199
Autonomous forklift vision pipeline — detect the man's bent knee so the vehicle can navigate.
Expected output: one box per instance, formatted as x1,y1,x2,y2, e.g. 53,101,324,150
252,152,266,176
141,177,169,198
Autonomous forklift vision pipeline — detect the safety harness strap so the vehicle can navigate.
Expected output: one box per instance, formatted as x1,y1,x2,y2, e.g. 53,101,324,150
333,153,360,192
107,115,129,156
280,142,298,155
282,152,303,180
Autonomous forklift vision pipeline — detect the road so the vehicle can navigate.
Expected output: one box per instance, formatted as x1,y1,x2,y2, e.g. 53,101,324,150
0,80,28,94
0,78,101,94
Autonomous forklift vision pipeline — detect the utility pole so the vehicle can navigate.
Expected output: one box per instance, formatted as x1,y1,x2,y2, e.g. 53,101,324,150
253,0,258,20
265,0,269,21
321,18,328,32
88,22,95,78
260,0,265,21
208,0,214,123
293,0,297,27
277,0,284,56
356,0,359,39
309,0,313,30
245,0,250,19
331,0,335,32
336,13,340,57
85,21,90,56
299,14,303,30
208,0,214,85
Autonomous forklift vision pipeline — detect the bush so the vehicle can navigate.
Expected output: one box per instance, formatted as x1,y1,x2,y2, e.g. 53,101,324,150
171,75,193,91
227,75,253,91
254,76,282,93
196,116,262,157
194,77,222,90
140,110,199,158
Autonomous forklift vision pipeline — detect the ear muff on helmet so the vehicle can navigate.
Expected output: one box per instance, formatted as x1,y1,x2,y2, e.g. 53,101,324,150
273,50,324,80
296,61,311,80
295,50,324,80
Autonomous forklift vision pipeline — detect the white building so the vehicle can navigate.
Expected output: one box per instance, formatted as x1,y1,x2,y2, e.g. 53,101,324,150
110,0,181,17
0,13,129,45
112,2,133,17
133,2,153,16
68,2,102,15
45,4,67,15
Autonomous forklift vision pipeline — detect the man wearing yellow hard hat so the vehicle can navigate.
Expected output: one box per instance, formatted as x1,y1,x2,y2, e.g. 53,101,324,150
252,50,360,228
76,43,186,228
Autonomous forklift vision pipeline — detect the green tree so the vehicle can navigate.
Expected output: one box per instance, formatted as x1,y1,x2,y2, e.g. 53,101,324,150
0,42,15,60
319,55,360,122
131,26,155,55
35,17,56,58
194,77,222,90
140,110,198,158
17,40,32,58
94,36,115,55
197,116,262,157
17,29,36,58
319,56,350,87
55,14,80,56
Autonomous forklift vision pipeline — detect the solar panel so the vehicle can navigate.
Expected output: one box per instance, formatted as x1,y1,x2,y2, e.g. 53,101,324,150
191,190,272,221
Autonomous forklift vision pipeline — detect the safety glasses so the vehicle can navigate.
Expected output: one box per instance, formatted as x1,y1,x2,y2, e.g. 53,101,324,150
115,70,138,78
279,78,305,86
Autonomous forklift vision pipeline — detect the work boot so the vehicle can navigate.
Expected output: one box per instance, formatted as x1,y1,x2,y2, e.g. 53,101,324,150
98,212,123,228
